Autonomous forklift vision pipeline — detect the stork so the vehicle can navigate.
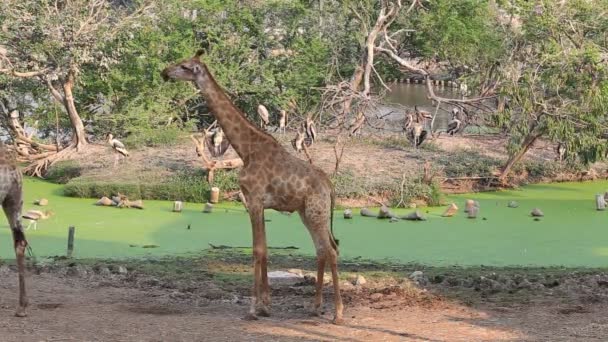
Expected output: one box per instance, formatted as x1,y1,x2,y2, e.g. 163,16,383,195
278,110,287,134
403,110,414,133
304,116,316,147
446,108,462,136
459,82,468,98
556,142,566,163
407,106,432,148
106,133,129,167
206,127,230,157
22,210,53,231
291,128,305,153
349,112,366,137
257,104,269,130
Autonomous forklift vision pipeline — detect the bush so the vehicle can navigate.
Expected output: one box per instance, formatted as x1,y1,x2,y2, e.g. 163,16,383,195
388,177,443,208
63,169,240,202
45,160,82,184
122,127,184,149
437,150,502,178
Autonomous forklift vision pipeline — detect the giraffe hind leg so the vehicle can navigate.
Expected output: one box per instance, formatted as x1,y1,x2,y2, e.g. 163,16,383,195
2,184,28,317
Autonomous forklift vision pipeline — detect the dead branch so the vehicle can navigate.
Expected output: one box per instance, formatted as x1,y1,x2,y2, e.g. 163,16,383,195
190,134,243,184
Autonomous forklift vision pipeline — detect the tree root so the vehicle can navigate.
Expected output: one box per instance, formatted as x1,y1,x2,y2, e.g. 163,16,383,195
23,145,79,177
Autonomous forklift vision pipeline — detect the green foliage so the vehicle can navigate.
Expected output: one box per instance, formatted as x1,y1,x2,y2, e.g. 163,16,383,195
437,150,502,178
63,169,240,203
45,161,82,184
122,127,184,149
497,0,608,167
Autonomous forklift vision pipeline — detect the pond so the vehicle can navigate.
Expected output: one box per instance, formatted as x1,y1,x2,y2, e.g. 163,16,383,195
2,178,608,267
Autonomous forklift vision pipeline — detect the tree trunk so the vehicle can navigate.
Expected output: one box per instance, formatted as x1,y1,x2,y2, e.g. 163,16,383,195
63,70,87,150
499,132,541,182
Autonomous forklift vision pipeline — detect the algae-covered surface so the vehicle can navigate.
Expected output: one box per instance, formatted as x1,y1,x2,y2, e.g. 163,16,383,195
1,178,608,267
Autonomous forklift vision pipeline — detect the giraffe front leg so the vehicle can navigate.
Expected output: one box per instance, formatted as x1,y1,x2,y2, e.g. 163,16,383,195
244,204,270,320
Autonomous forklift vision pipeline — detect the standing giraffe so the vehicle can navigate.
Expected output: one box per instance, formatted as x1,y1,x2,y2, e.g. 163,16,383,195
0,144,28,317
161,50,344,324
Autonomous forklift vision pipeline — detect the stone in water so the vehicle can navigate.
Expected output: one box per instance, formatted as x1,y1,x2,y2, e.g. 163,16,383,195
343,209,353,219
507,201,519,208
442,203,458,217
530,208,544,217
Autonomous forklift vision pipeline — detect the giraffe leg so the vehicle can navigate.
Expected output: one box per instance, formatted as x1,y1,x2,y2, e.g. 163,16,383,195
3,186,28,317
299,201,343,324
244,203,270,320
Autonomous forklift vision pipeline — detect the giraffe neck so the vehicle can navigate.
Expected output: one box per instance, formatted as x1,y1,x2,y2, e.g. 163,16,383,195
194,67,277,161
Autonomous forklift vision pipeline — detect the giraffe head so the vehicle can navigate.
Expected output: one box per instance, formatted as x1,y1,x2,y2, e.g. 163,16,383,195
161,50,207,82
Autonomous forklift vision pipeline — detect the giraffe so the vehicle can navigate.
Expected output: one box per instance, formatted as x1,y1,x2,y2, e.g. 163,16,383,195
0,143,28,317
161,50,344,324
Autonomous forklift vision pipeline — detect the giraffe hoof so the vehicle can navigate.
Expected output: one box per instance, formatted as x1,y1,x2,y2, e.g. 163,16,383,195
243,313,258,321
256,307,271,317
15,309,27,318
332,317,345,325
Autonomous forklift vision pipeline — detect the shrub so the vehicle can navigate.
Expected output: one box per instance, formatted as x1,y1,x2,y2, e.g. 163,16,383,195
63,169,240,202
122,127,184,149
437,150,502,178
45,160,82,184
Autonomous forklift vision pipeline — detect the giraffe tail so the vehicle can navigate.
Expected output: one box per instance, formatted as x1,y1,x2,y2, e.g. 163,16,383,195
329,187,339,253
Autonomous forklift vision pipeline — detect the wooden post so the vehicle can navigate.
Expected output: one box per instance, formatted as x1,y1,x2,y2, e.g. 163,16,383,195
67,226,75,258
596,194,606,211
210,187,220,204
173,201,183,212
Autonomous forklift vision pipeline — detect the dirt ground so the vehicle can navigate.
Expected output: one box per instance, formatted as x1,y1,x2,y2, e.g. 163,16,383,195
2,259,608,342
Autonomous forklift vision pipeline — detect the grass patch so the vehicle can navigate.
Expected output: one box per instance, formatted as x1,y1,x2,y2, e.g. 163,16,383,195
364,136,441,152
63,168,240,202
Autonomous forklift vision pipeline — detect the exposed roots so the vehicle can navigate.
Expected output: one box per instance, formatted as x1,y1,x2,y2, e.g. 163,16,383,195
23,145,80,177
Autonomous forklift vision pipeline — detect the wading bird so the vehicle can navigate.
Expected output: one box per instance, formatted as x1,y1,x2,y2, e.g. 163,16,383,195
106,133,129,167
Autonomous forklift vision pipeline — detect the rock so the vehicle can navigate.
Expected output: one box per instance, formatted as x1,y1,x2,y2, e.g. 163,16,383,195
96,196,114,206
343,209,353,219
517,279,532,289
111,196,121,204
203,202,213,213
530,208,544,217
354,275,367,286
464,199,476,213
442,203,458,217
360,208,376,217
409,271,427,285
476,276,504,293
401,210,426,221
98,267,111,276
173,201,183,212
117,266,128,275
507,201,519,208
35,198,49,206
0,265,11,276
378,206,395,219
66,265,88,277
370,293,383,302
389,217,399,223
268,271,304,286
467,206,479,219
341,281,355,291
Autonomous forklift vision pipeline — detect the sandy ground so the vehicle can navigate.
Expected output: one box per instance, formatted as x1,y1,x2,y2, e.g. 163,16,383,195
1,269,608,342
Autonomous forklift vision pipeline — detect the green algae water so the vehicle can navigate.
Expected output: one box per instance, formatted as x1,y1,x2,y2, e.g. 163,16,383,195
2,178,608,267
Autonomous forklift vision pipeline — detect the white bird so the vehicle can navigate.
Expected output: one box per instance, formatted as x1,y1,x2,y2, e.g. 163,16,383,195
446,108,463,136
459,82,468,98
257,104,269,130
403,111,414,133
107,133,129,167
279,110,287,134
349,112,366,137
291,129,305,153
22,210,53,230
556,142,566,163
304,116,316,146
206,128,230,157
